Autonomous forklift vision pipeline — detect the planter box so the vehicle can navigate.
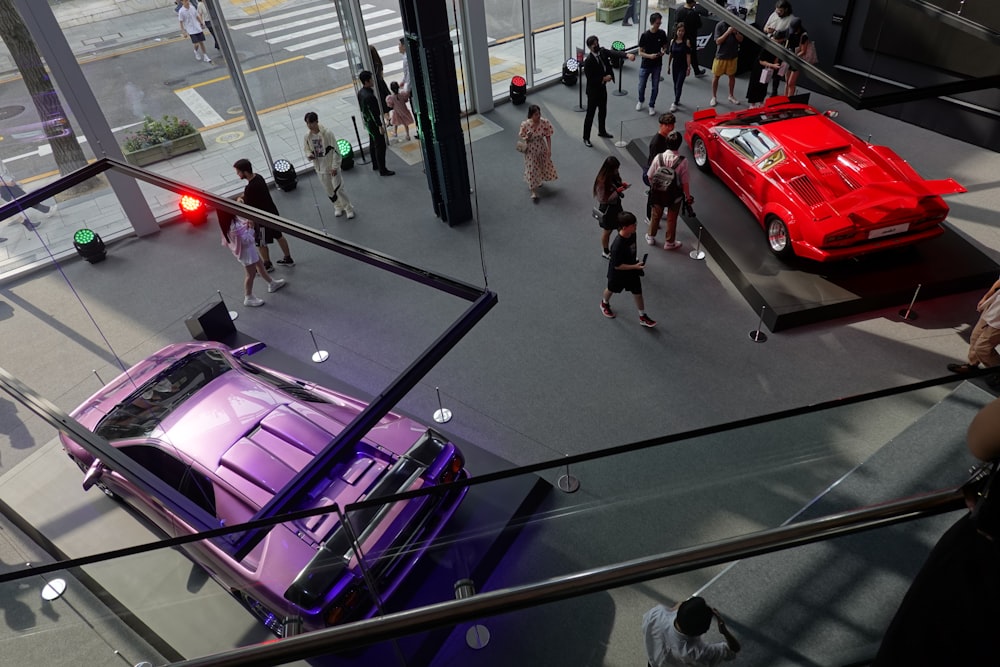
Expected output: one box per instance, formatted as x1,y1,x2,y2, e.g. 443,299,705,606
123,132,206,167
596,5,627,23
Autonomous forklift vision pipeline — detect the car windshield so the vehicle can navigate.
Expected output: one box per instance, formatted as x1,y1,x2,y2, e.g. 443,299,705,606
720,127,778,161
95,350,233,440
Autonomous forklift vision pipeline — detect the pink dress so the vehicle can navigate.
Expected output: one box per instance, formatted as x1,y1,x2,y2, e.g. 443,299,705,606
520,117,558,190
386,91,415,127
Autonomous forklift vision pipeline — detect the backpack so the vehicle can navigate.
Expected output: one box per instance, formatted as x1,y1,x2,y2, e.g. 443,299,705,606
649,152,684,198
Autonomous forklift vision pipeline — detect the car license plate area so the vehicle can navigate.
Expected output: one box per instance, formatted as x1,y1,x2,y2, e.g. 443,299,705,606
868,223,910,239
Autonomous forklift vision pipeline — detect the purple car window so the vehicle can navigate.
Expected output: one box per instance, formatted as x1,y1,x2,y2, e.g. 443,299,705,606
95,350,232,440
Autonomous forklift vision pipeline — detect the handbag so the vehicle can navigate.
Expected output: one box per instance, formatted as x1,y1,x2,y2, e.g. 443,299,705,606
516,137,528,153
593,202,609,224
802,41,818,65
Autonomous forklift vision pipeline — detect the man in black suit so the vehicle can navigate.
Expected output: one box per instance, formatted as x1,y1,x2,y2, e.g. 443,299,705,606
582,35,635,147
358,70,394,176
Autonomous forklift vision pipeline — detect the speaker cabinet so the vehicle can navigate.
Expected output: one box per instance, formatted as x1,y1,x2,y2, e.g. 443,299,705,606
185,300,236,342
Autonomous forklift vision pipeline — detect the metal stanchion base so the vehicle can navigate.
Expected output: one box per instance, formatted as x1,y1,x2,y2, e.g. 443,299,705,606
466,624,491,649
433,408,453,424
557,474,580,493
688,249,705,260
748,330,768,343
228,310,239,321
612,90,627,96
898,309,919,321
311,350,329,363
41,578,66,601
573,105,586,112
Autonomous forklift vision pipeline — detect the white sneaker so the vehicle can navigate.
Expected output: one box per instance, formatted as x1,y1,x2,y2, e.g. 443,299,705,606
346,210,355,219
727,95,739,105
244,295,264,307
334,209,344,217
669,103,678,112
709,97,717,107
267,278,287,293
203,55,212,63
644,233,656,246
195,51,201,61
635,101,643,111
46,203,57,216
648,106,656,116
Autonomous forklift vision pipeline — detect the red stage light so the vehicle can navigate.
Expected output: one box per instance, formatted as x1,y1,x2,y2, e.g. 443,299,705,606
179,194,207,224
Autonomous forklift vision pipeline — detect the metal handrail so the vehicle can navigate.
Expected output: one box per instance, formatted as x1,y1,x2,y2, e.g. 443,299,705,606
170,487,966,667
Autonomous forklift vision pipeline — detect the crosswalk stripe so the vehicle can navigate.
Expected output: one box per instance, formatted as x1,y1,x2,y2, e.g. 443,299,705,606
245,10,339,37
297,18,400,56
176,88,226,126
312,27,402,61
230,3,373,30
263,9,392,45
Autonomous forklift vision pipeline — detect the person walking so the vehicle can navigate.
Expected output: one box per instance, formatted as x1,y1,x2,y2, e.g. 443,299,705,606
674,0,706,77
369,45,392,125
0,162,53,232
643,597,741,666
233,158,295,271
177,0,211,63
635,13,670,117
303,112,354,219
519,104,558,203
582,35,635,148
386,81,415,142
710,9,744,107
601,212,656,328
645,131,692,251
643,112,676,223
946,276,1000,384
621,0,637,27
665,23,692,113
219,212,286,307
594,156,627,259
358,70,395,176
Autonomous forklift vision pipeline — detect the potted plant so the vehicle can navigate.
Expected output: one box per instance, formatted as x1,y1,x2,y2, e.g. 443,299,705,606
121,115,206,167
596,0,630,24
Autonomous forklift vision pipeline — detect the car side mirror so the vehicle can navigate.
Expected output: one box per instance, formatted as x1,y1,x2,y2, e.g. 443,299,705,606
82,459,105,491
231,341,267,358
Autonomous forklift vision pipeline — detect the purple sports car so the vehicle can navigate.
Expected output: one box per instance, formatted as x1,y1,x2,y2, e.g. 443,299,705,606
59,341,468,635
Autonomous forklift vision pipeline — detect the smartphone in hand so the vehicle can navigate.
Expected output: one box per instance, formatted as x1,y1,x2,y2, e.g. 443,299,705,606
641,253,648,264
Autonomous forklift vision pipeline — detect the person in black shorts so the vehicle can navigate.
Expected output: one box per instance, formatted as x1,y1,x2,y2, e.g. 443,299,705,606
233,158,295,271
601,212,656,328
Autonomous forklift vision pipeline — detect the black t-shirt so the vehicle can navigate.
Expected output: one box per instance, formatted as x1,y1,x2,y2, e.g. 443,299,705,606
675,6,702,34
243,173,279,215
607,231,638,278
638,29,669,68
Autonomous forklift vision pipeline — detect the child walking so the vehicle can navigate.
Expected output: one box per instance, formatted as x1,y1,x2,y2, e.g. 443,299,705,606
385,81,414,142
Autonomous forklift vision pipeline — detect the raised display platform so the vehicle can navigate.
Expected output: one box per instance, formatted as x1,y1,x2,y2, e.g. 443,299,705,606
0,340,548,665
627,137,998,332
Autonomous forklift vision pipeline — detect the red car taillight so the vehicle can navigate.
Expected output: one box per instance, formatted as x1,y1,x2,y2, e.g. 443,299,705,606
325,586,364,627
438,453,464,484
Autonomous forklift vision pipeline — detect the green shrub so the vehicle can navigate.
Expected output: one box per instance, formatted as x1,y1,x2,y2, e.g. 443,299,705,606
122,115,196,152
598,0,630,8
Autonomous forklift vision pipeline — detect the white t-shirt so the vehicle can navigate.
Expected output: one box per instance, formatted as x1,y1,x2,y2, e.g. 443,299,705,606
178,5,203,35
642,605,737,667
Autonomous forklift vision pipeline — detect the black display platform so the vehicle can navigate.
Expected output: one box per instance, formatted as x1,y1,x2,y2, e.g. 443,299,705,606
242,344,551,666
627,137,998,332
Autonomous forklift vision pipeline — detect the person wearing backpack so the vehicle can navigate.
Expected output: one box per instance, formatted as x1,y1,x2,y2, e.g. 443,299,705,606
645,131,693,250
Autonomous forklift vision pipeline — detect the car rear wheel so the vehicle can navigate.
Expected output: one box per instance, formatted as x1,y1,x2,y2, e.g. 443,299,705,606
692,135,711,173
766,217,794,259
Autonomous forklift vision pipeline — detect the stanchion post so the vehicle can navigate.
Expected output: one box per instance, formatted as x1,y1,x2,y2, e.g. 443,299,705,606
749,305,768,343
351,116,370,164
308,328,329,363
92,369,103,386
433,386,453,423
899,283,922,321
614,120,627,148
557,456,580,493
689,225,706,260
574,20,587,112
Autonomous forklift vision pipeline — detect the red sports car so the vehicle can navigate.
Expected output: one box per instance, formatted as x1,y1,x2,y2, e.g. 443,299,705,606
683,98,965,262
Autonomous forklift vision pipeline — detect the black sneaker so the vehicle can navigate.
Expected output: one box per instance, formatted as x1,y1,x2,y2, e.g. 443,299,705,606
263,261,274,272
276,257,295,266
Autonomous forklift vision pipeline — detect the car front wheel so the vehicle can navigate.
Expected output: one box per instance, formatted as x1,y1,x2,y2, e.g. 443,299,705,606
692,135,711,173
767,217,794,259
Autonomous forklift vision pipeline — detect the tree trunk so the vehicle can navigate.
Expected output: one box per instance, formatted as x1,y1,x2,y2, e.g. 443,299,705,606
0,0,89,175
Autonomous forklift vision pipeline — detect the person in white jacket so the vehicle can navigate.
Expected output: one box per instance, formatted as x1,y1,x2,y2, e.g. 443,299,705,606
303,112,355,219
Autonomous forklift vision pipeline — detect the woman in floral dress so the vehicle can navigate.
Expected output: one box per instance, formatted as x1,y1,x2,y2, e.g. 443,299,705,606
519,104,558,202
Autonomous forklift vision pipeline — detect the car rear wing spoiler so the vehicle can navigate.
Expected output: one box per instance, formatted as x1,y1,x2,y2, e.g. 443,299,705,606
692,109,717,122
283,431,451,610
922,178,967,197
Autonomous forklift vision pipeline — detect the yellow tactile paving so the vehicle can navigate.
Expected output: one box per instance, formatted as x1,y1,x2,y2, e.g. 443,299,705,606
230,0,291,16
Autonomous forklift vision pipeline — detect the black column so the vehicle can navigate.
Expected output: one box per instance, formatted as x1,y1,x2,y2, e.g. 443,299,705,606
400,0,472,225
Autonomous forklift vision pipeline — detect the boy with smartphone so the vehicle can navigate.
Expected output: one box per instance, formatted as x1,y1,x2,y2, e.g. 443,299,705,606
601,211,656,328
